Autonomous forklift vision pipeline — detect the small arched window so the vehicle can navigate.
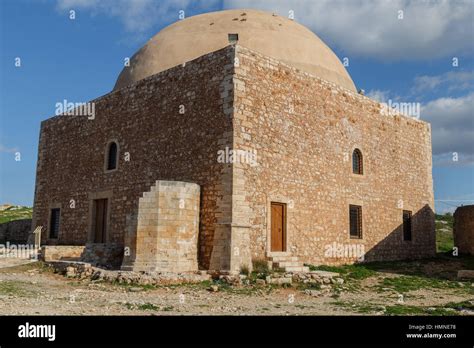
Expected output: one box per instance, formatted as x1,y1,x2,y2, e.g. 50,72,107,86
106,142,118,171
352,148,363,175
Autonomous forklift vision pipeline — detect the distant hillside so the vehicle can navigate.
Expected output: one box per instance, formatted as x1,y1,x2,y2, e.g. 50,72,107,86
0,205,33,224
435,213,454,253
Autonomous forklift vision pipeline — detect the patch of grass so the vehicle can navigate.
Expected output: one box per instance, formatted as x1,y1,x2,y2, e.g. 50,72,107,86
252,259,269,274
0,280,33,297
0,206,32,224
307,263,376,280
175,280,213,290
444,300,474,311
0,281,23,295
436,213,454,253
295,282,321,291
384,304,426,315
437,228,454,253
124,302,173,311
435,213,454,227
212,280,266,295
240,264,250,276
157,280,246,293
331,300,383,314
166,279,269,296
385,305,459,316
377,275,463,293
333,300,463,316
137,303,160,311
0,261,53,274
112,281,158,291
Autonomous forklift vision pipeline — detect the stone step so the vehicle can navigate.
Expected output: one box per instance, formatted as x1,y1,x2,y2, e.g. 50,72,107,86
268,251,289,257
273,261,301,268
308,270,339,278
267,254,309,273
284,266,310,272
268,256,298,262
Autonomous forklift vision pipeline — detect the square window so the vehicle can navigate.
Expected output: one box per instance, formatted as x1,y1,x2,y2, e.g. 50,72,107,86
228,33,239,43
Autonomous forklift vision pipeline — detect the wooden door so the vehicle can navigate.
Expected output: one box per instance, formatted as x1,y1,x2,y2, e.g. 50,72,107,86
271,202,286,252
93,199,108,243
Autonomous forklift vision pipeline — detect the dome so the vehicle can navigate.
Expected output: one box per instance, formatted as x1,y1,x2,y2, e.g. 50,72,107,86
113,9,356,92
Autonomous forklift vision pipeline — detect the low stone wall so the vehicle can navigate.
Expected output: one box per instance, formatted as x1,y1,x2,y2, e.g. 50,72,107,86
50,261,211,284
41,244,123,269
41,245,85,262
0,219,31,244
81,243,123,269
454,205,474,255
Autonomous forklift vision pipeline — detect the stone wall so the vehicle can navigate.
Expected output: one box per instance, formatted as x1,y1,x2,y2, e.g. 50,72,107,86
32,43,436,272
454,205,474,255
81,243,124,269
41,245,85,262
41,244,123,268
32,46,236,270
232,45,435,265
122,180,200,272
0,219,31,244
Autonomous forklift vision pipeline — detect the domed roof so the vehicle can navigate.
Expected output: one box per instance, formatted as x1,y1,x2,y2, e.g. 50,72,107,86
113,9,356,92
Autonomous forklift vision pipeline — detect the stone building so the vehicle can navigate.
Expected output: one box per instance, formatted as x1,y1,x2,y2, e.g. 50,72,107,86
32,9,435,273
454,205,474,255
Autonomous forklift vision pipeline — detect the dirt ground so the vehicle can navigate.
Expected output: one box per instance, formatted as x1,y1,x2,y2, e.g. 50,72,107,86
0,256,472,316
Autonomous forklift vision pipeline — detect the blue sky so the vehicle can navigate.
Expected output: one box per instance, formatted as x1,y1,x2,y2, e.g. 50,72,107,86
0,0,473,213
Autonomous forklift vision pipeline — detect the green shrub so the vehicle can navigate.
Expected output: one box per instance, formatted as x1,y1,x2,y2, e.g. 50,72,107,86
240,264,250,276
252,259,269,274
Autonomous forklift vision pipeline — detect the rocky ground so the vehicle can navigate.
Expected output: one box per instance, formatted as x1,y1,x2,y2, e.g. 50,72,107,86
0,254,473,316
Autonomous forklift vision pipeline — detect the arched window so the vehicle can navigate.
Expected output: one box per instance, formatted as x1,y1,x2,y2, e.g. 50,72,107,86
106,142,118,171
352,148,363,174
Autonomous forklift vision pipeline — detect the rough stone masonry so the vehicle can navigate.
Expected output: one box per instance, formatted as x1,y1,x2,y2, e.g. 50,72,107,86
32,9,435,274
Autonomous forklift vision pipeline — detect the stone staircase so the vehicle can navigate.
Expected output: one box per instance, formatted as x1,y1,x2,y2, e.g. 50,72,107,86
268,253,309,273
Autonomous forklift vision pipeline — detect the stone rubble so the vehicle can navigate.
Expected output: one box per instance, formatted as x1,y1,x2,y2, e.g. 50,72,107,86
50,261,344,290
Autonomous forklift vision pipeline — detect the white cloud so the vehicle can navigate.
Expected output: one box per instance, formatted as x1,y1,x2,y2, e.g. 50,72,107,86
421,93,474,163
0,145,19,153
223,0,474,61
411,71,474,95
366,89,390,103
56,1,474,60
56,0,217,33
